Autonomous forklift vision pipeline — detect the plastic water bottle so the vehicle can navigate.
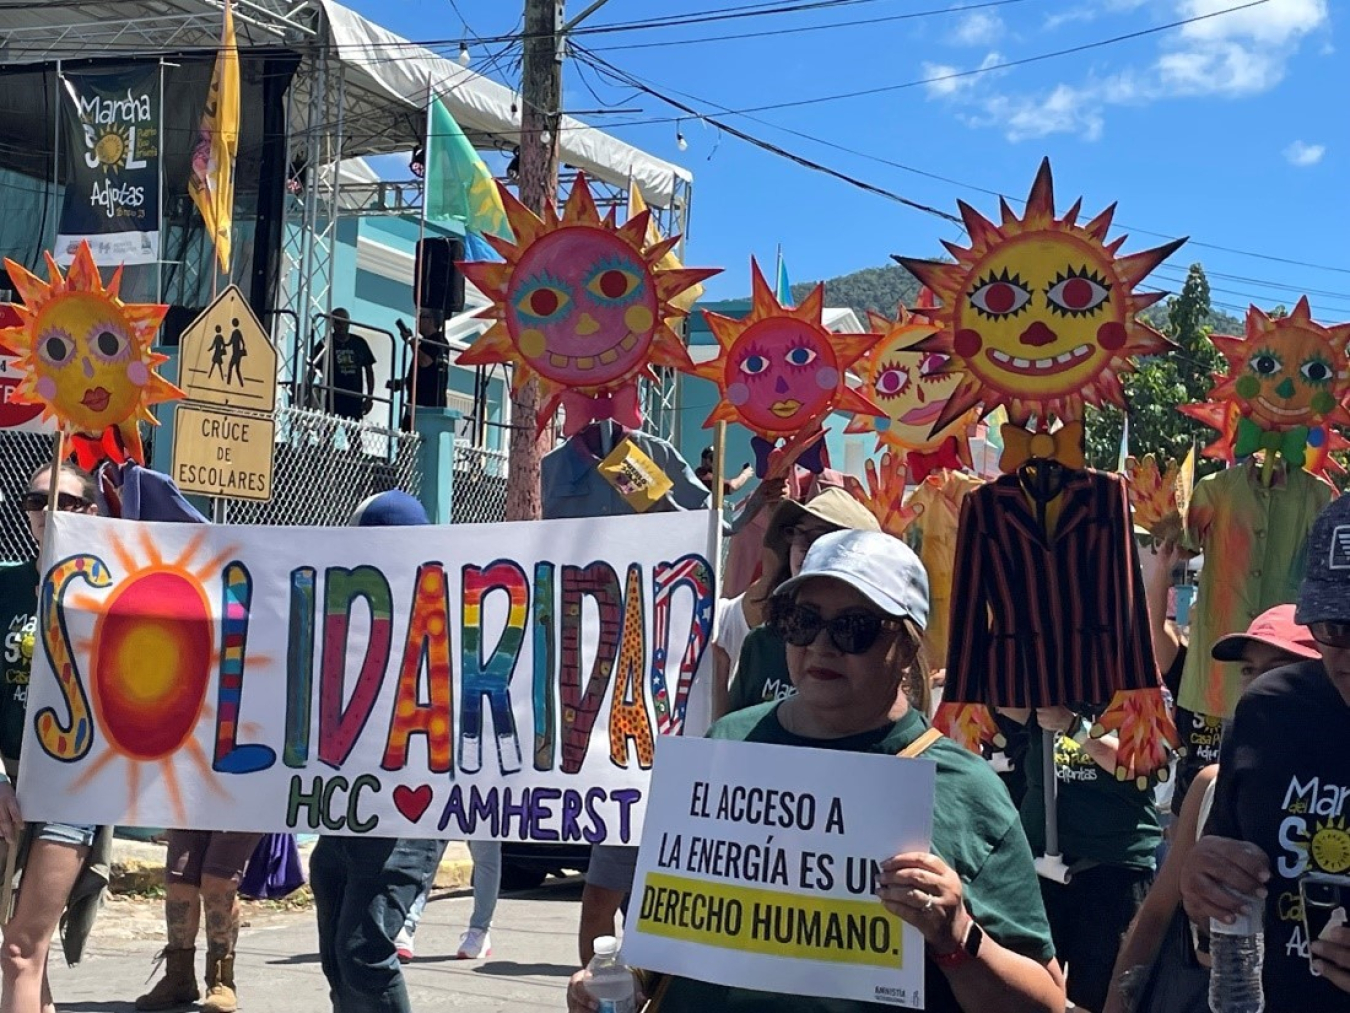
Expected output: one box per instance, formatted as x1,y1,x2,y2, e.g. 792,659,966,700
1209,894,1265,1013
585,935,636,1013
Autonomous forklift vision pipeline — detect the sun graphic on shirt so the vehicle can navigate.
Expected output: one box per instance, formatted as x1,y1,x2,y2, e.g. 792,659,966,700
458,172,717,433
688,258,883,440
0,241,181,464
1311,818,1350,874
44,530,267,824
895,158,1183,428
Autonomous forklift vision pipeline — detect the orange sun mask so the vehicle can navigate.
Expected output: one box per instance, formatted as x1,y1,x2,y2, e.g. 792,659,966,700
689,259,884,475
896,158,1184,429
458,172,718,436
0,242,180,465
1180,297,1350,473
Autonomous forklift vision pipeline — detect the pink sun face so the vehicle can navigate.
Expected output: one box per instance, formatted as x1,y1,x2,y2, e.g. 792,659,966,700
503,225,660,392
724,319,841,437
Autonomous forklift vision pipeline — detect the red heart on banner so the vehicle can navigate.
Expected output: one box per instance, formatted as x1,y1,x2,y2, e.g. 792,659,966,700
393,785,433,823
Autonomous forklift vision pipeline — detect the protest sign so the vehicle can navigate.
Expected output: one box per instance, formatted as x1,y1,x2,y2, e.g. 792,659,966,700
622,736,936,1008
18,510,715,840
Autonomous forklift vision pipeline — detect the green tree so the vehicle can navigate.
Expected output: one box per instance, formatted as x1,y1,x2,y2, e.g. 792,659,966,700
1084,264,1226,471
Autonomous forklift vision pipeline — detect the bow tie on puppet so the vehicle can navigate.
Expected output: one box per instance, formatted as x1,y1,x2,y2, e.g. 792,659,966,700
998,420,1086,473
1234,417,1309,467
752,433,828,478
559,385,643,438
907,436,965,484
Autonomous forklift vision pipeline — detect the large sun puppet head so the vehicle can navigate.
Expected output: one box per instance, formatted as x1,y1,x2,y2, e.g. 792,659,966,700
846,300,973,458
690,259,882,441
1180,298,1350,472
1208,298,1350,432
458,172,718,433
0,242,178,464
896,158,1184,428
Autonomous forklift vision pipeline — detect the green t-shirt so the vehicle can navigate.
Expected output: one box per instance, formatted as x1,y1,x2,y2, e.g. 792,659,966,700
728,626,791,714
0,561,37,762
1020,725,1161,870
651,702,1056,1013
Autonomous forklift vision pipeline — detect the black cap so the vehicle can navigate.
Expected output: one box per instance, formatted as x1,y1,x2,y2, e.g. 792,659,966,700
1296,496,1350,626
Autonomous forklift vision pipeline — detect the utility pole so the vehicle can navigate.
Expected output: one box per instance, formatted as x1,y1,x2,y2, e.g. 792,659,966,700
505,0,612,521
504,0,564,522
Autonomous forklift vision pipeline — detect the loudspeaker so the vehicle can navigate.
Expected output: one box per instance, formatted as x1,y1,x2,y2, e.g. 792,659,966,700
415,237,465,315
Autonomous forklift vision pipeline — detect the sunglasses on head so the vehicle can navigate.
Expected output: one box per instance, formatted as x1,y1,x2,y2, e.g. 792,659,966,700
1310,622,1350,649
21,491,90,513
772,601,901,655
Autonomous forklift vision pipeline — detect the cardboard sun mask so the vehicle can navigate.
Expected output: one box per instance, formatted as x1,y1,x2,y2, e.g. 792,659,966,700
0,242,179,465
1181,298,1350,471
896,158,1184,428
458,172,718,436
846,300,974,480
690,260,883,474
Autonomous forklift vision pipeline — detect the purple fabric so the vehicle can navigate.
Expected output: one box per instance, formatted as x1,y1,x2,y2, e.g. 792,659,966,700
238,833,307,900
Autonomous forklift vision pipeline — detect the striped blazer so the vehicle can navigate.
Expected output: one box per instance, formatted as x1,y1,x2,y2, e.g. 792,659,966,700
943,469,1161,708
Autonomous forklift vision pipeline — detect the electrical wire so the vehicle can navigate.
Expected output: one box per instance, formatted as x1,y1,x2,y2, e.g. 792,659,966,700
585,0,1032,53
574,46,1350,294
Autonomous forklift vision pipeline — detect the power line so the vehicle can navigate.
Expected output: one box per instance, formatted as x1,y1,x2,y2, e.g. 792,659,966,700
584,0,1032,53
575,41,1350,288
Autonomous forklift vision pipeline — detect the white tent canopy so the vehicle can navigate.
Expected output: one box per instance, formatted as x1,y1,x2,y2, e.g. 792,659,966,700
319,1,690,208
0,0,691,207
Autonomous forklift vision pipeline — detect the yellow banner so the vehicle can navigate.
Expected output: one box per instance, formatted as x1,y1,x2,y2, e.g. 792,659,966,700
635,871,906,969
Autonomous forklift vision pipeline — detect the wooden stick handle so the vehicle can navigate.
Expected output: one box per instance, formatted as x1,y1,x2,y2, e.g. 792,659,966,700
2,833,18,923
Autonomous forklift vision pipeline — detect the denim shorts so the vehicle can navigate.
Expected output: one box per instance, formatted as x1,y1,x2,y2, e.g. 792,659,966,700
34,822,97,848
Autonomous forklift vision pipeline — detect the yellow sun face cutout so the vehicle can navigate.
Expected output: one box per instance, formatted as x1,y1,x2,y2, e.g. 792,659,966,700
689,259,883,448
846,301,974,468
896,158,1184,428
0,242,179,464
458,172,718,435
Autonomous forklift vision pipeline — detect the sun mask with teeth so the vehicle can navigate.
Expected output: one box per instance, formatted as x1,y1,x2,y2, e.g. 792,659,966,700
690,259,884,473
895,158,1184,430
458,172,719,436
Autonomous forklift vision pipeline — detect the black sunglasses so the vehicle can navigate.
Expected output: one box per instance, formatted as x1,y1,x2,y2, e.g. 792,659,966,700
1310,622,1350,650
21,491,90,513
773,601,901,655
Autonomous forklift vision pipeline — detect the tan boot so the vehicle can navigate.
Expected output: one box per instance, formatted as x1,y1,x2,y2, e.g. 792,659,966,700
201,953,239,1012
135,947,199,1010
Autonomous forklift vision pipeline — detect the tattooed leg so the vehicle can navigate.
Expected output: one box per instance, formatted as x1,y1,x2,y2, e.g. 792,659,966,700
165,882,201,950
201,875,241,961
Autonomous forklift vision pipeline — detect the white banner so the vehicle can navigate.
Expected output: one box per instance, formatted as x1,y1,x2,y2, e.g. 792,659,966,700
623,736,936,1008
19,511,716,840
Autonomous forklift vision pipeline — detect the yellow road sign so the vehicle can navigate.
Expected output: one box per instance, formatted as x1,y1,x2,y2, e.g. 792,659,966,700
171,403,275,502
179,286,278,412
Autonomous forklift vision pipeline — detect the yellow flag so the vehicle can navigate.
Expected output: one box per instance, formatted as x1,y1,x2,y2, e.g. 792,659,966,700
629,182,703,314
188,0,239,274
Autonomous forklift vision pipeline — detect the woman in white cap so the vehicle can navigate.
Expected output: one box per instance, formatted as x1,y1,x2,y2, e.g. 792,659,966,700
567,530,1065,1013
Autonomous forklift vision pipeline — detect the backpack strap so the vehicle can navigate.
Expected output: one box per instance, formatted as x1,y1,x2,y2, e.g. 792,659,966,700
898,726,943,759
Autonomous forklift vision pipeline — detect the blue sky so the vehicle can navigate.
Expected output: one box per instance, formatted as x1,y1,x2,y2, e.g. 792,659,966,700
354,0,1343,320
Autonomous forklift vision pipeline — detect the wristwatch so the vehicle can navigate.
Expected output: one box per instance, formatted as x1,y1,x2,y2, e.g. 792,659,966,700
931,919,984,970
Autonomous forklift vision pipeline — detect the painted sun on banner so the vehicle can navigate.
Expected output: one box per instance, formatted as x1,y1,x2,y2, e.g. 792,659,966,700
19,512,715,840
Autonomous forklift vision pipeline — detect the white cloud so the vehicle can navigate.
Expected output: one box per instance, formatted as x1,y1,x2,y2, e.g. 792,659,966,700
1284,140,1326,166
951,10,1005,46
925,0,1330,142
922,52,1004,97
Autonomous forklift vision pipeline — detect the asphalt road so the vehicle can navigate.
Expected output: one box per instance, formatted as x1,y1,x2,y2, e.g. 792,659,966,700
48,877,589,1012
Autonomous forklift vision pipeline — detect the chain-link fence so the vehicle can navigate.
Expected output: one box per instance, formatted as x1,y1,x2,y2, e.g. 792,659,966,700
224,406,422,526
0,430,60,564
451,443,509,524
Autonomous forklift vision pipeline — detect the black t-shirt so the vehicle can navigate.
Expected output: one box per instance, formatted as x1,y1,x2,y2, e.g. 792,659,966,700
314,334,375,418
1208,660,1350,1012
0,561,38,761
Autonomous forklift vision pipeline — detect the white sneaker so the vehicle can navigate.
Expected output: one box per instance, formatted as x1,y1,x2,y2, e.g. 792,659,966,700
456,927,491,959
